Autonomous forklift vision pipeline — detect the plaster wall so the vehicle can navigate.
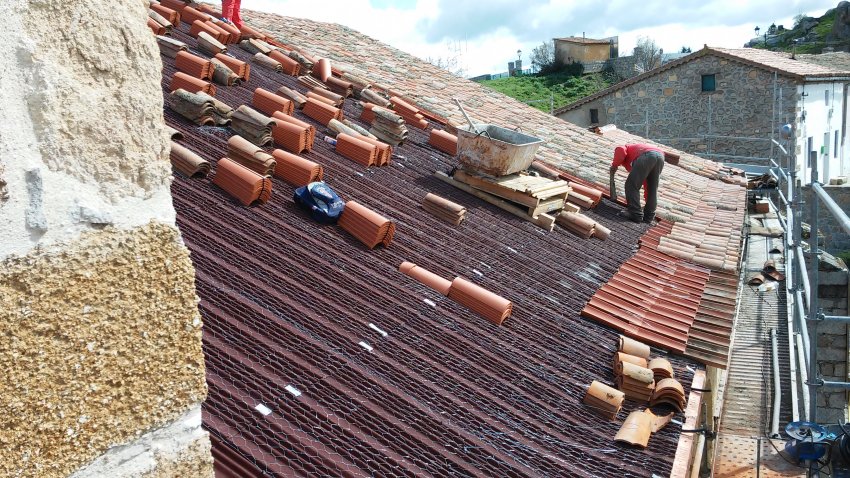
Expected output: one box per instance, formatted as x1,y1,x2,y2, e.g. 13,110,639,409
797,82,848,182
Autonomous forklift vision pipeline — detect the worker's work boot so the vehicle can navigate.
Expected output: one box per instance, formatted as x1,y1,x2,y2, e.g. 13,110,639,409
643,214,655,223
617,210,642,223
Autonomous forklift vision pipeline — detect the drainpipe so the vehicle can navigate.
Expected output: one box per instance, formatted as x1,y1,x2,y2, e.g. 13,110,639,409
771,328,782,438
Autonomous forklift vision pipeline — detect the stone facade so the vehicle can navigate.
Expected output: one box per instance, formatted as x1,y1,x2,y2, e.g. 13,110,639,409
804,184,850,255
814,254,850,424
558,54,800,163
0,0,212,476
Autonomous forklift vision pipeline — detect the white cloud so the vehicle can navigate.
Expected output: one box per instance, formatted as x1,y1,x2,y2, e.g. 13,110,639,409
244,0,838,77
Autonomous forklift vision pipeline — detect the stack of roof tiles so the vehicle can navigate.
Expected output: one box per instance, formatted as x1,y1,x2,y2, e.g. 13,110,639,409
362,104,408,145
398,261,452,295
337,201,395,249
335,133,379,167
170,142,210,178
352,135,391,165
268,50,301,75
276,86,306,109
174,51,213,80
325,76,354,97
390,96,428,129
156,35,186,58
555,211,610,240
230,105,275,146
252,88,294,117
212,158,273,206
310,87,344,107
252,53,283,72
169,88,232,126
582,380,624,420
567,183,603,209
613,351,648,376
271,111,314,151
650,378,686,412
428,129,457,155
198,32,227,56
151,3,180,25
189,20,225,43
147,14,171,35
421,192,466,225
360,88,392,108
617,361,655,402
169,71,215,95
302,98,343,125
209,59,240,86
270,116,312,154
214,54,250,81
227,135,277,176
649,358,674,382
271,149,323,186
447,277,513,326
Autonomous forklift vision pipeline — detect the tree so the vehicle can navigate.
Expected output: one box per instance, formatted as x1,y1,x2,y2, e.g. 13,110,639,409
531,41,556,74
680,46,692,53
633,36,663,73
425,40,467,77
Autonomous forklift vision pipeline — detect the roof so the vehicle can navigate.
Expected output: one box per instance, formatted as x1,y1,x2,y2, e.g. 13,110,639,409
158,8,748,477
798,51,850,72
554,36,613,45
555,46,850,115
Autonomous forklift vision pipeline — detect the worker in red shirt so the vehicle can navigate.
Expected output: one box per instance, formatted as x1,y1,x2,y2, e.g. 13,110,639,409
221,0,243,29
609,143,665,223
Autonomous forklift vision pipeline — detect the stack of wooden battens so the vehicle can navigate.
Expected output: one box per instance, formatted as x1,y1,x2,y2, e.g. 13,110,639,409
212,158,272,206
272,150,323,186
338,201,395,249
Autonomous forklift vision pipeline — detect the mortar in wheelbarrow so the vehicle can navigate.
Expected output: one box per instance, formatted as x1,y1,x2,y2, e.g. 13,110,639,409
456,123,545,177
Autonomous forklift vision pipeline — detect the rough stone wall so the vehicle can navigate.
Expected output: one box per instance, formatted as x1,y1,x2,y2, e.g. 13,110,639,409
561,55,800,163
804,184,850,255
0,1,211,477
815,255,849,424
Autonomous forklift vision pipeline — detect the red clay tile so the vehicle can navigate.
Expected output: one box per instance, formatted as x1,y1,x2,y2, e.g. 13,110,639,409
398,261,452,295
447,277,513,326
338,201,395,249
170,71,215,96
271,149,322,186
212,158,273,206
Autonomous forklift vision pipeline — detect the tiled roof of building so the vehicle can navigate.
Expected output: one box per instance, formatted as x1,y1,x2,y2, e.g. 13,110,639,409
156,5,748,476
555,46,850,115
798,51,850,72
554,36,613,45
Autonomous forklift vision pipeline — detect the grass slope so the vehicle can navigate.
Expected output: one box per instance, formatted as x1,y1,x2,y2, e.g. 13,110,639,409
479,72,612,113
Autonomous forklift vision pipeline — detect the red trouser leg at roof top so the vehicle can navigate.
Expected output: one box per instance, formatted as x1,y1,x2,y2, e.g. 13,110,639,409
232,0,244,28
221,0,234,22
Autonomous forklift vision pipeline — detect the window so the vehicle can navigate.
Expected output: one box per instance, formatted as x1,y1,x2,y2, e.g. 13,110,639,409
701,74,716,92
825,132,830,156
826,90,830,105
590,108,599,124
836,130,840,158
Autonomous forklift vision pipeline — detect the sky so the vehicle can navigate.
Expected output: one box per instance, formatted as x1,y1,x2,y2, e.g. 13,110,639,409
245,0,838,77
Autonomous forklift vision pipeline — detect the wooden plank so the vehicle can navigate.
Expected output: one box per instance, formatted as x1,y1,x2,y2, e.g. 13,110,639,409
435,172,555,231
671,369,706,477
453,170,542,208
529,197,565,217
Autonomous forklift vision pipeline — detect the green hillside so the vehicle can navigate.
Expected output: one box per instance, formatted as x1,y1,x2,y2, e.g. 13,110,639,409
478,72,612,113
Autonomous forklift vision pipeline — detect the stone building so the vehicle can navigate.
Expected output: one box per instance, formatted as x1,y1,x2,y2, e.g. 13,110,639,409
555,47,850,184
0,1,212,477
553,36,617,64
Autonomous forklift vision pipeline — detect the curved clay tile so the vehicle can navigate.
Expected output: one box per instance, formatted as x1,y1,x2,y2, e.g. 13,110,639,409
313,58,331,82
170,142,210,178
212,158,273,206
612,352,648,376
271,149,322,186
447,277,513,326
619,335,651,359
398,262,452,296
428,129,458,156
614,411,652,448
253,88,294,117
268,50,301,76
648,358,674,382
338,201,395,249
336,133,378,167
582,380,624,420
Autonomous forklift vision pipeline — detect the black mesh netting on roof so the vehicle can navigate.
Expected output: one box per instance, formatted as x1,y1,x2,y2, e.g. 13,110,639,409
161,22,704,478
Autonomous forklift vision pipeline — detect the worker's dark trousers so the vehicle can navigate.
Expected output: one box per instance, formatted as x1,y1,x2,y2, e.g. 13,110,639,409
625,151,665,221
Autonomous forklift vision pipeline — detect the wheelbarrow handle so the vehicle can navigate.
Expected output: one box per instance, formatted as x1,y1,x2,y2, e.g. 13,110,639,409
453,97,479,134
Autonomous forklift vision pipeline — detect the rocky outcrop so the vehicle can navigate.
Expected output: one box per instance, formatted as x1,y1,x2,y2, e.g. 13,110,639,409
831,1,850,40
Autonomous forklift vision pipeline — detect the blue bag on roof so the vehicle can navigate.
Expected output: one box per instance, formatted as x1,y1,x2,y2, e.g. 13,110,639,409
293,181,345,224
